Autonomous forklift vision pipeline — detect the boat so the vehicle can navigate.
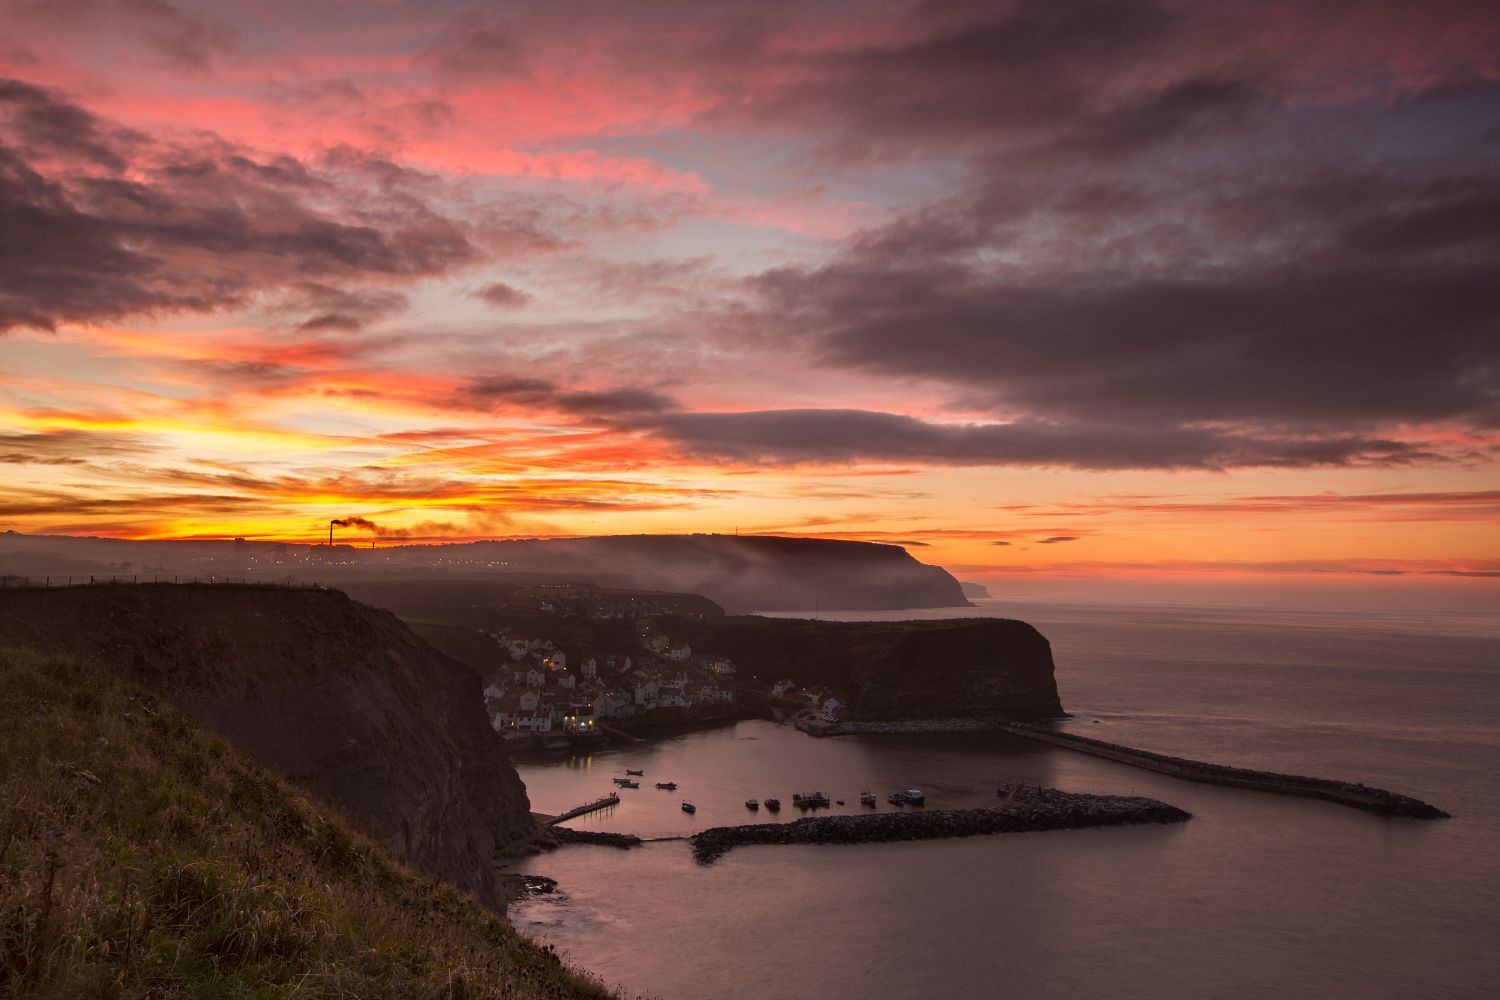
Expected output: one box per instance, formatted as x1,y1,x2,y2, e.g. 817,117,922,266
655,781,677,790
681,802,696,813
792,791,830,808
888,788,926,806
764,798,781,811
835,799,845,806
745,798,759,809
860,790,878,807
625,769,644,776
612,777,633,786
619,780,640,789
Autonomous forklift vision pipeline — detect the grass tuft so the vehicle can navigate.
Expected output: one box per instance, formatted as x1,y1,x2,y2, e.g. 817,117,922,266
0,646,624,999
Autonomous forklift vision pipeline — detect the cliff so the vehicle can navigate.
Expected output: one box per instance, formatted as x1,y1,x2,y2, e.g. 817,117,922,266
1,531,973,613
0,583,533,912
677,616,1065,721
373,534,971,612
0,646,611,998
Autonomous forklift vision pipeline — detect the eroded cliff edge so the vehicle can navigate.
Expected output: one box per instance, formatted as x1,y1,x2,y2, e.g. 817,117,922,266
0,583,532,912
678,616,1065,721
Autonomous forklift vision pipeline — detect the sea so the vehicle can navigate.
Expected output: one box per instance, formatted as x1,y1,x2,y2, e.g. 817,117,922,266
510,596,1500,1000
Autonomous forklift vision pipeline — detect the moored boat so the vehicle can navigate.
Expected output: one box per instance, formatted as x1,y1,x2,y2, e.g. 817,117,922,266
764,797,781,811
888,788,926,806
860,790,878,807
681,801,696,813
745,798,759,809
792,791,830,808
620,779,640,788
625,769,644,776
655,781,677,790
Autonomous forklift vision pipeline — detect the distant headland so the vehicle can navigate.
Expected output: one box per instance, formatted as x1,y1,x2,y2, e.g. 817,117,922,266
0,531,971,614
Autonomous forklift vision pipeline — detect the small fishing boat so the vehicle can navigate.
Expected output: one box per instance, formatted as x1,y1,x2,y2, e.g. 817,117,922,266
655,781,677,790
792,791,830,808
625,769,644,776
745,798,759,809
888,788,925,806
764,797,781,811
681,802,696,813
860,790,878,807
835,799,845,806
619,780,640,789
612,777,633,786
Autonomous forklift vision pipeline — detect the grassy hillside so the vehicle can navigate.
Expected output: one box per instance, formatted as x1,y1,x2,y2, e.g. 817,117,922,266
0,646,617,1000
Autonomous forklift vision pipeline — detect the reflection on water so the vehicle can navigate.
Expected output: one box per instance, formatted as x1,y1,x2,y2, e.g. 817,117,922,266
511,599,1500,1000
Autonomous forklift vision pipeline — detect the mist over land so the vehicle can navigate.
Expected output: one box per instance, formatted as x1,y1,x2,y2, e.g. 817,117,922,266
0,530,970,613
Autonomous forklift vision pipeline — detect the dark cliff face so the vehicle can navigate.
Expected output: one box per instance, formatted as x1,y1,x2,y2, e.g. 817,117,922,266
0,584,532,912
676,616,1064,721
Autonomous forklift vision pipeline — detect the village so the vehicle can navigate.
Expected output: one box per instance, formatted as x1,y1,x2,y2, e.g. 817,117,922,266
476,605,852,746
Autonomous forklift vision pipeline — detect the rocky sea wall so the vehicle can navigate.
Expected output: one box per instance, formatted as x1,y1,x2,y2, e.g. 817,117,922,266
1005,723,1449,819
689,789,1190,863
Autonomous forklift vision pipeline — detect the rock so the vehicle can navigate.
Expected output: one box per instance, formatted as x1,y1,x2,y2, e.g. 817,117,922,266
689,789,1191,863
0,583,534,912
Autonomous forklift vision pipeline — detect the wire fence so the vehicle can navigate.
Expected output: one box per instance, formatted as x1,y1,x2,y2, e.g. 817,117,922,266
0,575,327,590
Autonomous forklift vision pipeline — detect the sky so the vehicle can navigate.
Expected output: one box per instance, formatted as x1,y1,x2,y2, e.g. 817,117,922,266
1,0,1497,590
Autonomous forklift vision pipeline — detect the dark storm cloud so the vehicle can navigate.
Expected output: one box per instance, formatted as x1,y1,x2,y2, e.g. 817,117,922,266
638,409,1439,471
737,156,1500,466
0,77,484,333
701,0,1247,163
457,375,677,419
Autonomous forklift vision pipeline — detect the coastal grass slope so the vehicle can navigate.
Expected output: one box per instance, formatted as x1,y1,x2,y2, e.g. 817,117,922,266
690,789,1191,863
0,646,616,1000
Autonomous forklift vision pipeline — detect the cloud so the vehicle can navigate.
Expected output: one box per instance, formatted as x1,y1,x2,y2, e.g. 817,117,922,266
456,375,678,420
637,408,1446,471
0,429,156,464
991,540,1011,546
1037,536,1078,544
0,76,493,334
473,281,531,308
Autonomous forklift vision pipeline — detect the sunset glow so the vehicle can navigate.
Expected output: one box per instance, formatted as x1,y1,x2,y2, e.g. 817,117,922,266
2,0,1497,588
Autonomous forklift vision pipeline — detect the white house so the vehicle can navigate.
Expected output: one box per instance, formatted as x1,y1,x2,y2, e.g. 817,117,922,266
515,714,551,734
656,686,688,709
581,657,597,678
518,689,541,713
634,678,660,706
556,671,577,690
668,644,692,663
595,690,631,718
821,696,845,720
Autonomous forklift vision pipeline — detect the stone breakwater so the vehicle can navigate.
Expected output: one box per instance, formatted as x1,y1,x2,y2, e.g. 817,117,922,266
794,715,1004,736
548,827,643,849
689,789,1190,863
1005,723,1450,819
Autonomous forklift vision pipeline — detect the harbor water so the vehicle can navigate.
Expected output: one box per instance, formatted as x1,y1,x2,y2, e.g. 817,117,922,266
510,597,1500,1000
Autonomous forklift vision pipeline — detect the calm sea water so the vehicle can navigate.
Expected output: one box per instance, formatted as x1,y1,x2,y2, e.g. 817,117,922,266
510,598,1500,1000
